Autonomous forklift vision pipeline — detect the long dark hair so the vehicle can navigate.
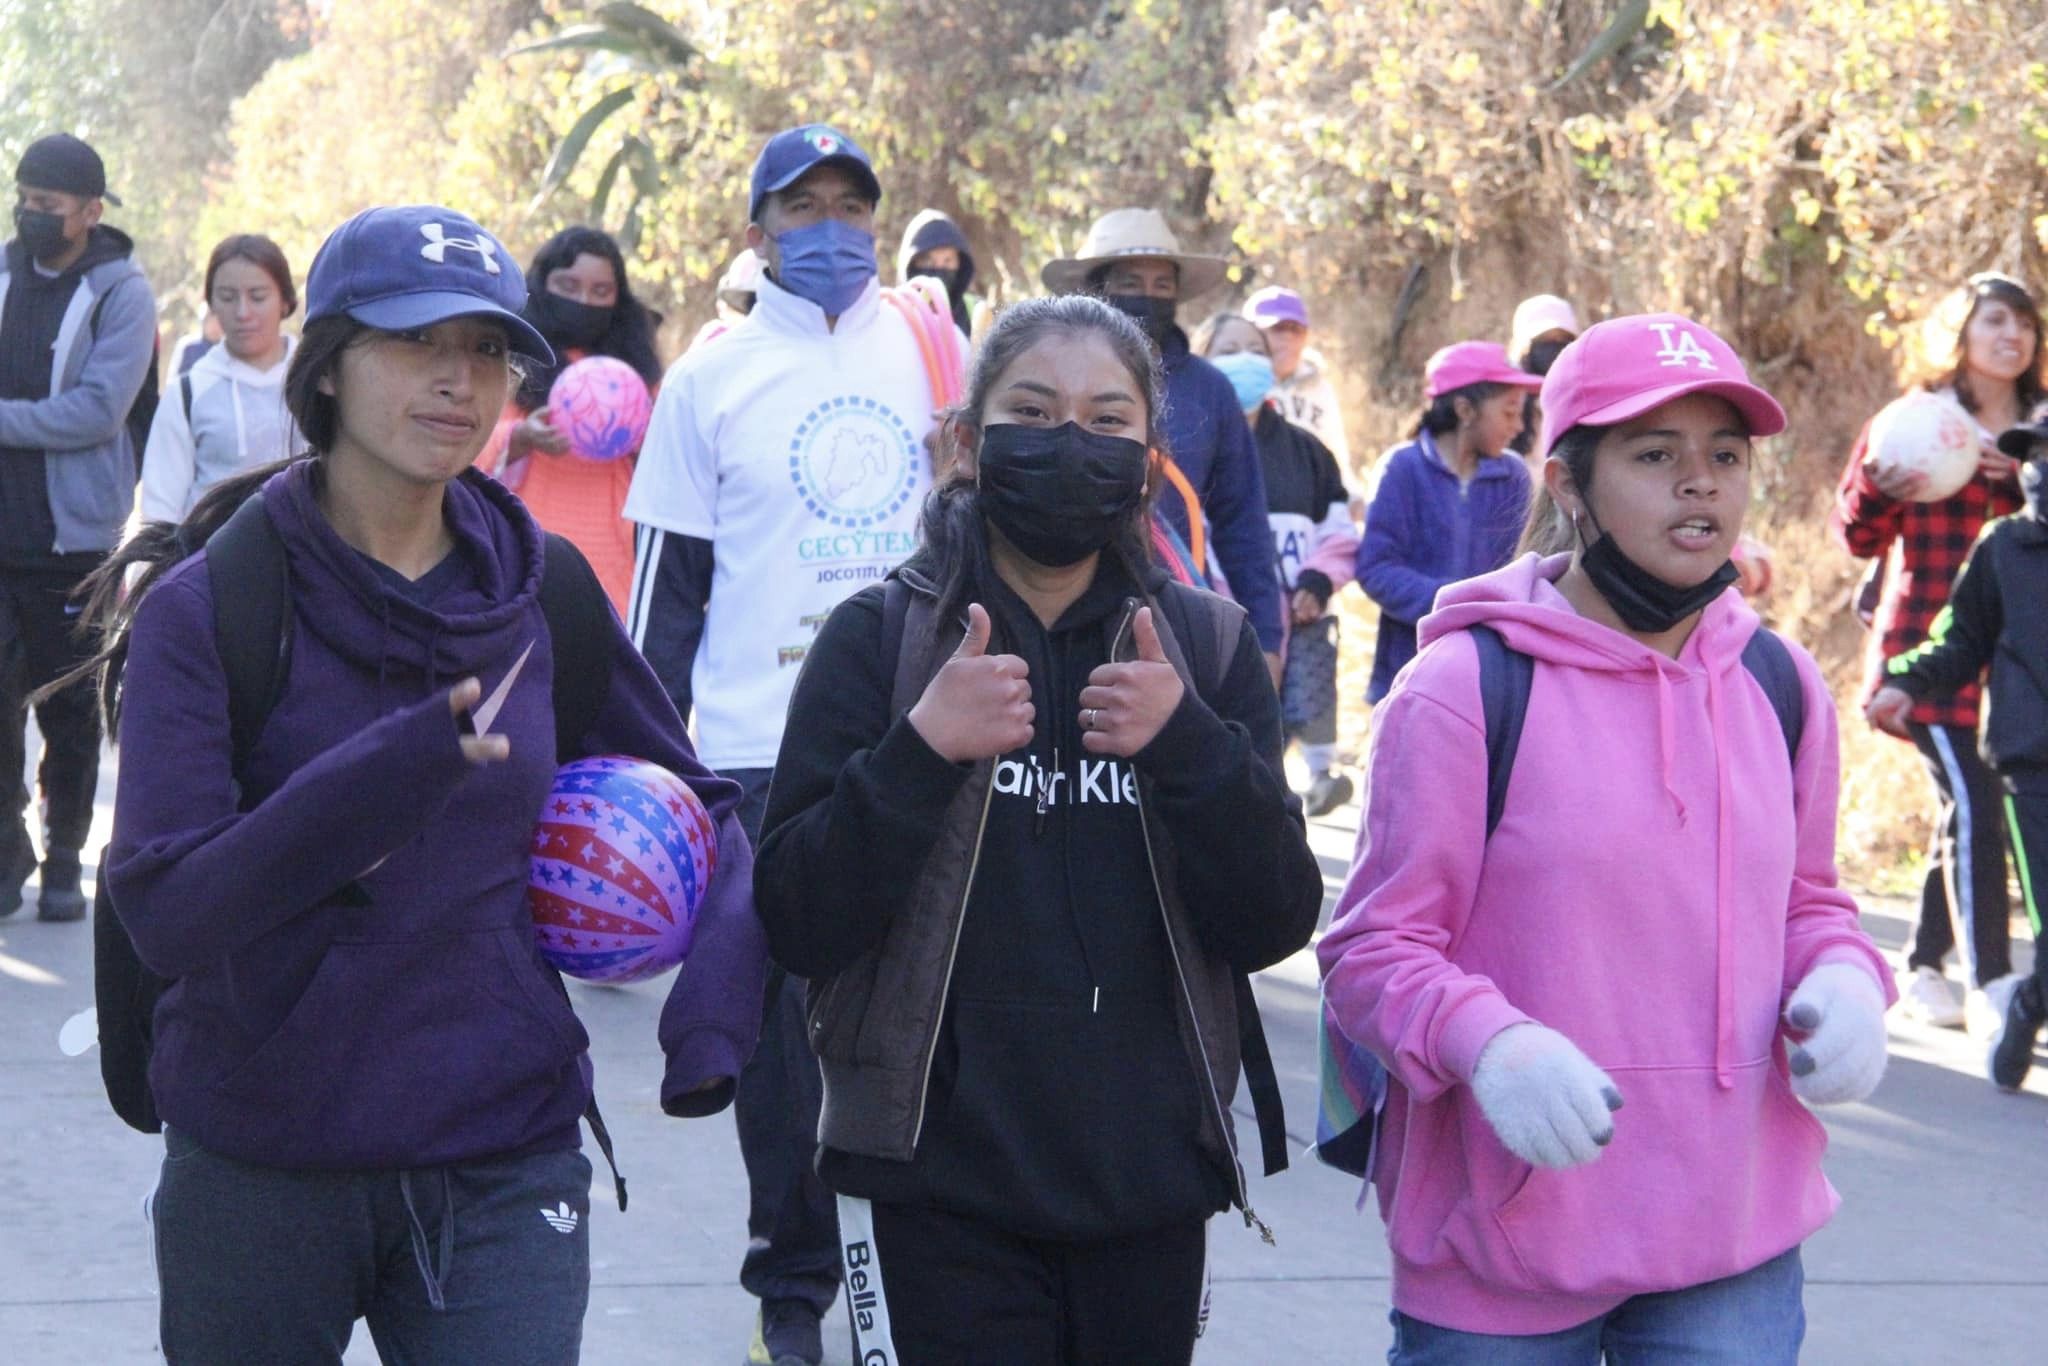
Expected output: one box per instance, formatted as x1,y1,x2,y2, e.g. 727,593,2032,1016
904,295,1167,626
517,225,662,409
1934,273,2047,418
40,317,366,735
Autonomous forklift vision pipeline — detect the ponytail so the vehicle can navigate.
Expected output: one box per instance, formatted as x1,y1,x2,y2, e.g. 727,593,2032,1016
1515,423,1605,558
33,316,365,735
38,460,306,738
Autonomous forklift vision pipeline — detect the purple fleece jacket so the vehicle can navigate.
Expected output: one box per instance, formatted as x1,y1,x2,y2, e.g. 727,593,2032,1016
108,462,765,1170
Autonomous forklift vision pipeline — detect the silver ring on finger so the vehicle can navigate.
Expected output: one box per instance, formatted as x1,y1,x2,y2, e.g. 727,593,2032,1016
1085,707,1099,730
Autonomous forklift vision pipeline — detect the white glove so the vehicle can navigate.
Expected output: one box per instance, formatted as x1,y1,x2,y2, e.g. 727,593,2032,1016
1469,1023,1623,1169
1785,963,1888,1105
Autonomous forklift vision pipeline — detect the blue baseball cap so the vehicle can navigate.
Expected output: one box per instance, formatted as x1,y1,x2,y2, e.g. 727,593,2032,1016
303,205,553,364
748,123,881,223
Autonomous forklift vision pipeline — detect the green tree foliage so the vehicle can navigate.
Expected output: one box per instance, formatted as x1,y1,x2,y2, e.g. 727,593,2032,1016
0,0,309,306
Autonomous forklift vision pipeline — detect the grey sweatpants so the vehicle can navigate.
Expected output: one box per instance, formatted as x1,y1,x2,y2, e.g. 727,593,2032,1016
151,1126,592,1364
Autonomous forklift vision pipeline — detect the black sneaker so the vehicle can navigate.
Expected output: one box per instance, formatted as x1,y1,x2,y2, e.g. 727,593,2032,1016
0,830,36,919
747,1298,822,1366
36,850,86,923
1988,979,2043,1092
1304,771,1354,818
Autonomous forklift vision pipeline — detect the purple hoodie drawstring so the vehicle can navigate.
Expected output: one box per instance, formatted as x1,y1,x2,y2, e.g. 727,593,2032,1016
399,1168,456,1312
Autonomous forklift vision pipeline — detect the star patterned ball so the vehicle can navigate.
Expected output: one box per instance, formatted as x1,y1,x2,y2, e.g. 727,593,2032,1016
528,756,717,983
546,355,653,463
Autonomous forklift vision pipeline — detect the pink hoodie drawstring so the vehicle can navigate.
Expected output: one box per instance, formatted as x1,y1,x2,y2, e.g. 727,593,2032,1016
1652,664,1687,826
1705,656,1737,1090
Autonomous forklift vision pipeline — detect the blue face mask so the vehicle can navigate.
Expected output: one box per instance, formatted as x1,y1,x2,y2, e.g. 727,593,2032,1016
1211,351,1276,412
772,219,877,316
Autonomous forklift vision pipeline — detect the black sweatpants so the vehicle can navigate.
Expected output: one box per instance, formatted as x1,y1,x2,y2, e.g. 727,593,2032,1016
839,1196,1207,1365
1907,723,2012,987
730,766,841,1316
2000,778,2048,1020
151,1127,592,1364
0,559,103,857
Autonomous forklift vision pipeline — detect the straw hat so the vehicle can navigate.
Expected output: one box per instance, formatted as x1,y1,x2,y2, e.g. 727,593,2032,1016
1040,208,1228,296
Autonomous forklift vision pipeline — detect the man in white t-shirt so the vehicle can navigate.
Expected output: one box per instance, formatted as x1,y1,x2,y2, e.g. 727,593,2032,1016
623,122,963,1366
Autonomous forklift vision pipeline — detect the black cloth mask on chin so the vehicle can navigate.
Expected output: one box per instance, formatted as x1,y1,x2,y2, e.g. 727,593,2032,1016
1575,505,1737,634
977,421,1149,568
1105,293,1178,348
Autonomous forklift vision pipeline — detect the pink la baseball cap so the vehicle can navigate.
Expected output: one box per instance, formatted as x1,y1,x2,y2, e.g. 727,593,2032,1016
1244,285,1310,329
1535,312,1787,459
1425,341,1543,398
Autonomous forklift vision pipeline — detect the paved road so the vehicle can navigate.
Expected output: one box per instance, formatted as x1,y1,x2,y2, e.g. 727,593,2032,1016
1,771,2042,1363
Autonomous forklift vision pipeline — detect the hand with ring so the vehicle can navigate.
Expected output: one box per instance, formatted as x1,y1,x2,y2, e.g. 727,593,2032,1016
1076,607,1184,758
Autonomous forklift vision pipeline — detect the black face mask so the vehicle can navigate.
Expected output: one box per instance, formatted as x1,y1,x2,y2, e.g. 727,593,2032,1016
1576,507,1738,633
908,265,962,303
532,291,613,351
977,421,1149,568
1105,293,1178,348
12,206,69,262
1525,338,1570,377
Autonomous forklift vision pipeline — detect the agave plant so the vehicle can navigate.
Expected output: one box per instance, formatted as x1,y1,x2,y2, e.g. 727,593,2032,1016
512,2,702,250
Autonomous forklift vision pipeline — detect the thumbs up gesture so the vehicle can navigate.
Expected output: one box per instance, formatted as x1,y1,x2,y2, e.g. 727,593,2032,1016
907,603,1036,763
1079,606,1186,758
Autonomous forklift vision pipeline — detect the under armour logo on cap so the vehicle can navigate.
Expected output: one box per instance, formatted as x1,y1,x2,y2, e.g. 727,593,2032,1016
418,222,500,274
1647,320,1718,370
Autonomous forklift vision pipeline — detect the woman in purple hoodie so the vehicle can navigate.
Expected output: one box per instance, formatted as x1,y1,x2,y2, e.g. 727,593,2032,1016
73,207,764,1363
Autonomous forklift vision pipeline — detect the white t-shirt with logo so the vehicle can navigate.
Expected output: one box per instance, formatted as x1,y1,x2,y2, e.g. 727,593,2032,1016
624,274,960,771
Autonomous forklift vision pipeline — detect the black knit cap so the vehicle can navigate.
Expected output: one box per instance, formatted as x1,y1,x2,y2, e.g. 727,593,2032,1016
15,133,121,207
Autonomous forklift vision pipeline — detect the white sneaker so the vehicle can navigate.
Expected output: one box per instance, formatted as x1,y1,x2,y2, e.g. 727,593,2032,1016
1970,973,2025,1041
1898,965,1965,1029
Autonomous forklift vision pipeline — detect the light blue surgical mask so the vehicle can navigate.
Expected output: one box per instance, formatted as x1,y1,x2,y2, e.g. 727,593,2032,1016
1211,351,1276,413
772,219,877,316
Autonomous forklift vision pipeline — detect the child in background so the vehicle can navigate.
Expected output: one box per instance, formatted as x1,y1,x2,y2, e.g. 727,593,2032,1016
1869,417,2048,1091
1357,342,1537,705
1196,310,1359,814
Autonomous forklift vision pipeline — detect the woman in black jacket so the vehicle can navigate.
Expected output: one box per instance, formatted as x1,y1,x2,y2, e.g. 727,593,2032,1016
753,295,1322,1364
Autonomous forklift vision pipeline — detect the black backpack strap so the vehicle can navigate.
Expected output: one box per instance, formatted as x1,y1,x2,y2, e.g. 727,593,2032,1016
883,576,940,721
180,372,194,425
1155,587,1289,1175
94,876,163,1133
1471,626,1535,839
1739,627,1805,768
204,493,293,777
1235,972,1290,1177
535,532,629,1210
538,533,615,762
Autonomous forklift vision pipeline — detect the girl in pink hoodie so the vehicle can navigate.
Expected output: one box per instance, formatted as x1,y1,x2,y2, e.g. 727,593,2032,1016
1319,314,1894,1362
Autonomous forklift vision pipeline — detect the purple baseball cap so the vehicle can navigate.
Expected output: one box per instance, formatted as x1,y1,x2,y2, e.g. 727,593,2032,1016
1425,341,1543,398
748,123,881,223
1244,286,1310,329
303,205,552,363
1536,313,1785,460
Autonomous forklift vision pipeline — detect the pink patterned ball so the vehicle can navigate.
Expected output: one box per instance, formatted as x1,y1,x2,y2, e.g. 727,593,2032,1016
546,356,653,463
528,756,717,984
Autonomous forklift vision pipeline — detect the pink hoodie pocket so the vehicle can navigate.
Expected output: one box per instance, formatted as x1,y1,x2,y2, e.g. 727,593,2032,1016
1486,1058,1835,1298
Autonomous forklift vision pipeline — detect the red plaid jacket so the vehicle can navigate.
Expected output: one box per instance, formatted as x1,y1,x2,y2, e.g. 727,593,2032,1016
1830,411,2024,732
